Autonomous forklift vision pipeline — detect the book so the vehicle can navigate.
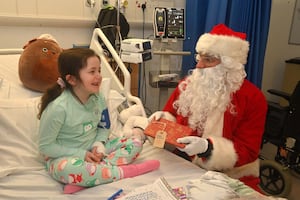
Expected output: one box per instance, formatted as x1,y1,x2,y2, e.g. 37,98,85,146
144,118,193,148
116,177,187,200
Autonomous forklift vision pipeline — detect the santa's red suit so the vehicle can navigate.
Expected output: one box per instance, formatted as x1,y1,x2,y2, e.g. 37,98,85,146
163,79,267,191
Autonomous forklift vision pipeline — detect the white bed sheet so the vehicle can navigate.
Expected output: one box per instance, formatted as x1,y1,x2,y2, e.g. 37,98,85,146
0,141,206,200
0,141,283,200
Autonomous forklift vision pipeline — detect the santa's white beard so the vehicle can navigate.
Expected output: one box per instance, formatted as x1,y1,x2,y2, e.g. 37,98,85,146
174,56,246,132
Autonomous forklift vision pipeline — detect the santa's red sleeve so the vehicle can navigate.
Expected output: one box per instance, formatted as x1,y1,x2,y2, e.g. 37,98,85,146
163,85,180,115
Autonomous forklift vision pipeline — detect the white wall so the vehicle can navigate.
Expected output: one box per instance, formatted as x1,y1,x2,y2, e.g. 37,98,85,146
0,0,101,48
0,0,184,48
262,0,300,101
0,26,94,49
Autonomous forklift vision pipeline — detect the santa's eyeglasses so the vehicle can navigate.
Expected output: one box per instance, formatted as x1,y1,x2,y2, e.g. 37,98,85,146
194,53,220,65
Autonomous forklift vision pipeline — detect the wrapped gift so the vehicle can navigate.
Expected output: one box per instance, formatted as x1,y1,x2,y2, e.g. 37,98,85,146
144,118,193,148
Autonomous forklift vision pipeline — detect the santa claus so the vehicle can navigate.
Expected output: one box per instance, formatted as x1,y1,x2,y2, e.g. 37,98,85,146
150,24,267,192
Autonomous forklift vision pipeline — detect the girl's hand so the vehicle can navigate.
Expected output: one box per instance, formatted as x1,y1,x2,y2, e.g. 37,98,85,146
91,147,104,162
85,151,101,163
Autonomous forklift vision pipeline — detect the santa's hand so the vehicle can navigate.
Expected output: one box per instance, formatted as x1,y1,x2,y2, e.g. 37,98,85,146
177,136,212,157
148,111,176,122
148,111,165,121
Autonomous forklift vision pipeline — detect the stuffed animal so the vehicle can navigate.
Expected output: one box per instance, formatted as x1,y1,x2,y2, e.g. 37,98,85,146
18,34,62,92
119,104,148,142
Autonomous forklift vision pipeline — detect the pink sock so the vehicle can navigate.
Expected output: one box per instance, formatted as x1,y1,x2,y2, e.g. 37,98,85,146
119,160,160,178
63,184,86,194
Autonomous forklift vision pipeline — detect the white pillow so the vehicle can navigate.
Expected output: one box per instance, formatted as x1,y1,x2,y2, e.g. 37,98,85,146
0,77,9,98
107,90,127,139
100,77,111,100
100,77,126,137
0,77,42,99
0,96,44,178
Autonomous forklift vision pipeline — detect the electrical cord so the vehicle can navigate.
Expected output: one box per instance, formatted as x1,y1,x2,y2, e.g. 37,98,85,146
141,3,146,39
140,3,152,114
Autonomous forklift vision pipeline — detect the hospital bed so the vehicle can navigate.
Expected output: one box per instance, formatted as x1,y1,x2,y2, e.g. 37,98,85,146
0,28,284,200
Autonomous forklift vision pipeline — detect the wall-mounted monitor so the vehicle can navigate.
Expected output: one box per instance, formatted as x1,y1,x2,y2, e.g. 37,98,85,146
154,7,185,39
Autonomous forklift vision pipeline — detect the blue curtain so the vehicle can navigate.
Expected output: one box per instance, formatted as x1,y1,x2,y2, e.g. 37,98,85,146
182,0,272,88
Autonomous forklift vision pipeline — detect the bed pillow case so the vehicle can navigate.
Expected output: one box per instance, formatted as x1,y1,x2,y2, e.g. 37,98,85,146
0,96,44,178
0,77,42,99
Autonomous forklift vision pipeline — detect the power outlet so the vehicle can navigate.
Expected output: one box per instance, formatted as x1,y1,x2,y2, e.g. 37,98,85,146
85,0,96,8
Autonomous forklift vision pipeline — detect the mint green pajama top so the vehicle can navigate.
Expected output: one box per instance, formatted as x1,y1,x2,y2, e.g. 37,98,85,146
39,90,110,160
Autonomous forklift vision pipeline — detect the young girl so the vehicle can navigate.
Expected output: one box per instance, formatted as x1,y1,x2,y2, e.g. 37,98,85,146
38,48,159,194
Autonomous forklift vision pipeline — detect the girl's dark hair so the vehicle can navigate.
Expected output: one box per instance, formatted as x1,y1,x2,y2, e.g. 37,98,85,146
37,48,100,119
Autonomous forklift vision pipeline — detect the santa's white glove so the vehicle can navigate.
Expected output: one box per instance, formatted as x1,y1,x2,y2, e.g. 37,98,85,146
148,111,165,121
123,116,148,142
148,111,176,122
177,136,212,157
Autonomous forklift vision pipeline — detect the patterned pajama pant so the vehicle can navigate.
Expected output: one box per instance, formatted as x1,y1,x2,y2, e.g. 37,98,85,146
46,137,143,187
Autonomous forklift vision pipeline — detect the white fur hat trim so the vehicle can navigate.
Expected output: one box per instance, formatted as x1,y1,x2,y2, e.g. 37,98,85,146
196,33,249,64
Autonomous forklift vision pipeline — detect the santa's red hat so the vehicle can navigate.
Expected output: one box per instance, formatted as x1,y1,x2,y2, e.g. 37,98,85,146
195,24,249,64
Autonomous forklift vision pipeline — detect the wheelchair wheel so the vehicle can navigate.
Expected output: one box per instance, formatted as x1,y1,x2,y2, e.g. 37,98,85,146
259,159,292,197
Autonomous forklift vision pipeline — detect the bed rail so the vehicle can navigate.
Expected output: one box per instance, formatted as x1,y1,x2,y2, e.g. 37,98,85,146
89,28,146,117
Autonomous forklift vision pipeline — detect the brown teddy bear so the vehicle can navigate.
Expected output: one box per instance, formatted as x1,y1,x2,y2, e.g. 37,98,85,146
18,34,62,92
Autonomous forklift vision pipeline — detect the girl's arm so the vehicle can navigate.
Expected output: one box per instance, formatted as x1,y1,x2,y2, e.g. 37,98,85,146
38,105,87,160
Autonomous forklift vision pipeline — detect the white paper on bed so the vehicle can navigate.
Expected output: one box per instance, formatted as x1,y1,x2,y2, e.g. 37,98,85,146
118,170,285,200
117,177,179,200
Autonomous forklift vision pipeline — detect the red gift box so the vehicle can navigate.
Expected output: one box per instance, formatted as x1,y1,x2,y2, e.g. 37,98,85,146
144,118,193,148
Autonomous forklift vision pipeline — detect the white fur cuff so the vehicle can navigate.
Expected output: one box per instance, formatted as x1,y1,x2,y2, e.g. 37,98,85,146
193,136,238,171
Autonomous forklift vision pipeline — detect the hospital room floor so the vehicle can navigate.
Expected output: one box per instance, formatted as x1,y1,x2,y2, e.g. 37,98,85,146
289,176,300,200
261,143,300,200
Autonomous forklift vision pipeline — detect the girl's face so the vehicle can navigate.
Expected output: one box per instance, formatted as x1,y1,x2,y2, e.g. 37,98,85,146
78,56,102,95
